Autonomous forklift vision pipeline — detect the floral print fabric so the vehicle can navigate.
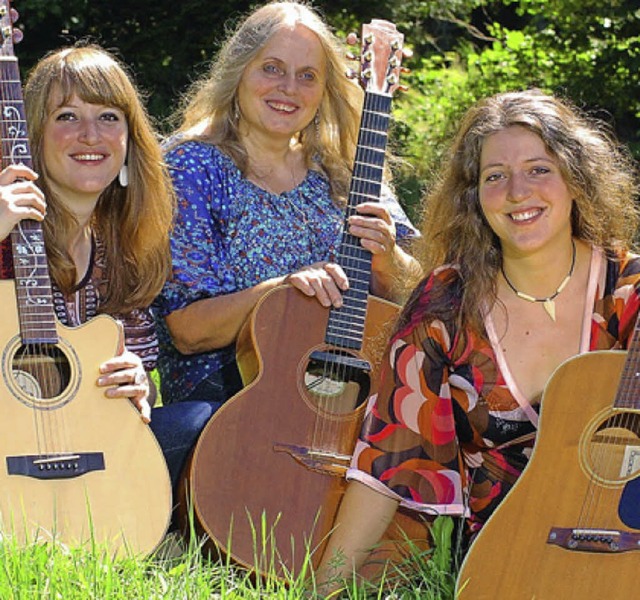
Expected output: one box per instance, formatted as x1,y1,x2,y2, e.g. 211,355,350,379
154,141,417,403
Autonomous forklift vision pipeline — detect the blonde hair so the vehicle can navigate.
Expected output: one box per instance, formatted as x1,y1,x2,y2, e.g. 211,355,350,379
170,0,363,204
411,89,640,332
24,44,175,313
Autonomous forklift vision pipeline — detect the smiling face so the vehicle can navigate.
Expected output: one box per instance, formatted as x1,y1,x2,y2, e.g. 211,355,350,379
236,24,326,144
479,125,574,259
42,87,129,208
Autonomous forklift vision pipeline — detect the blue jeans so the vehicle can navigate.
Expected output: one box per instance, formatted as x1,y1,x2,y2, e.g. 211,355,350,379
161,361,243,406
149,401,216,493
150,363,242,501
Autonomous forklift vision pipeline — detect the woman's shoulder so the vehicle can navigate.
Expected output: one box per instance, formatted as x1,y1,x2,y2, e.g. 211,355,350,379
164,139,232,171
605,249,640,287
394,264,463,338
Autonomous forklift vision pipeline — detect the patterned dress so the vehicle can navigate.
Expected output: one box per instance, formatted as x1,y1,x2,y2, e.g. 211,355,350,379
348,248,640,538
154,141,417,404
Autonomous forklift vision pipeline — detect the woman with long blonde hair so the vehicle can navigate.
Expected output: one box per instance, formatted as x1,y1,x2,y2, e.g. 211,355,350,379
155,1,420,406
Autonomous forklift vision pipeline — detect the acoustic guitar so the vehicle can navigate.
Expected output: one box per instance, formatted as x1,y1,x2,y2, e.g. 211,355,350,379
0,3,171,555
180,20,430,579
456,321,640,597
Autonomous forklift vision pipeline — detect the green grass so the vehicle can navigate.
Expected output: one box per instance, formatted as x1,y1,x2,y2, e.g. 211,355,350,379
0,516,460,599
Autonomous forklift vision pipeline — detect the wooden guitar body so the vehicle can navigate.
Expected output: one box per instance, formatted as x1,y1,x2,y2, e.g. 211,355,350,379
456,350,640,599
180,19,430,580
0,280,172,555
183,284,429,578
0,7,171,556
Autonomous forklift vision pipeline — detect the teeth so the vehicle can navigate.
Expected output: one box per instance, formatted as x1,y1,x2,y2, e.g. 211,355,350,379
74,154,104,161
511,209,541,222
268,101,295,113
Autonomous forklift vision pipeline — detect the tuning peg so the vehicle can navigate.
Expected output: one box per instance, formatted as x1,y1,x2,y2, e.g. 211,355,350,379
345,51,359,61
397,85,410,93
345,68,358,80
402,47,414,59
400,67,411,74
346,32,358,45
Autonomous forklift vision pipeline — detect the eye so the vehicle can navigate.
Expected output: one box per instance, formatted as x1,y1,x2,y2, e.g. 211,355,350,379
299,71,316,82
55,111,77,122
99,111,121,122
484,172,504,183
263,63,282,75
530,165,551,176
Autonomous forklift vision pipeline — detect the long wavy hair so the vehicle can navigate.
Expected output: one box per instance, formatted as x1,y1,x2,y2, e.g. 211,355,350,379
409,89,640,333
24,44,175,314
169,0,363,205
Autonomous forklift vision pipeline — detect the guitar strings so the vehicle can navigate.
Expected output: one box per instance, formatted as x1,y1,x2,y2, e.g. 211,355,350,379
2,50,72,464
309,90,389,469
577,321,640,534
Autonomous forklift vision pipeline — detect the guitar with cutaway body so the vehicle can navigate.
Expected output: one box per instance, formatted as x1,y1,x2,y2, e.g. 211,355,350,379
0,2,171,555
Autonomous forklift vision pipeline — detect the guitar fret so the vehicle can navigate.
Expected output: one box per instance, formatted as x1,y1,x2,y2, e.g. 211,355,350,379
353,161,384,174
324,74,396,349
2,54,59,343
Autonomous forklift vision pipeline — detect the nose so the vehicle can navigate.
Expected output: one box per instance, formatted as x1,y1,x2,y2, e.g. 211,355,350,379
78,119,100,144
277,72,297,94
507,171,531,202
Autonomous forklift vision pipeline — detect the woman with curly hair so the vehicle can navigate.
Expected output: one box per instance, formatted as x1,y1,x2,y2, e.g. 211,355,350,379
315,88,640,589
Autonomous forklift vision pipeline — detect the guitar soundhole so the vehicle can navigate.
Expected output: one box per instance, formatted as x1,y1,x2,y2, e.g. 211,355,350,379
303,348,371,414
11,343,72,406
585,411,640,485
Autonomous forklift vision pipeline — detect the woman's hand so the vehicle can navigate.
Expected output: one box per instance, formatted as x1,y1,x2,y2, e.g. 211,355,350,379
286,261,349,308
348,202,398,269
97,349,152,423
0,164,46,241
348,201,422,300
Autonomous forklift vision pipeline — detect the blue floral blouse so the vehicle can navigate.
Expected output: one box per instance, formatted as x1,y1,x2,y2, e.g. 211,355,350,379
154,141,416,404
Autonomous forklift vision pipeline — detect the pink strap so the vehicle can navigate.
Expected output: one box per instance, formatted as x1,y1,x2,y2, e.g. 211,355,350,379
484,313,540,427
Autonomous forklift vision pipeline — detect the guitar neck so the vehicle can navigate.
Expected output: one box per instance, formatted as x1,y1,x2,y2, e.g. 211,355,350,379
0,24,58,345
325,91,392,350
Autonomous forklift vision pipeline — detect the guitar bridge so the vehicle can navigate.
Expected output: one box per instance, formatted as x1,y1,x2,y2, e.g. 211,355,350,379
6,453,105,480
547,526,640,553
273,442,350,476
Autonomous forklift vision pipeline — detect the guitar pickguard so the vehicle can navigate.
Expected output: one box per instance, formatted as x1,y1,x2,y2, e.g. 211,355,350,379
619,476,640,528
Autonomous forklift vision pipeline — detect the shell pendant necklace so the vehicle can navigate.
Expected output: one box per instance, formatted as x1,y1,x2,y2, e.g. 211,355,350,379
501,239,576,322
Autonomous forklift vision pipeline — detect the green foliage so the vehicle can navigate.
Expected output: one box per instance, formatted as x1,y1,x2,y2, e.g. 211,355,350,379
11,0,639,210
0,516,460,599
388,0,640,205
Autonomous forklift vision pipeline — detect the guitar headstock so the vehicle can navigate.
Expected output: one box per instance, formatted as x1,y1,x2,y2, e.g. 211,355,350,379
355,20,406,97
0,0,19,58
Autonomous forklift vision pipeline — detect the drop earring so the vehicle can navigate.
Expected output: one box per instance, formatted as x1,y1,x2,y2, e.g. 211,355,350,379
118,164,129,187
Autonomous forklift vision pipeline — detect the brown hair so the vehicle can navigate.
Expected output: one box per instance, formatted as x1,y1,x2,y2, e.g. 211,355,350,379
24,44,175,313
410,89,639,331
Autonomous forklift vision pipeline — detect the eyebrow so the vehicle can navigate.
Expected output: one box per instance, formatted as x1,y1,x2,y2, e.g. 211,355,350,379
261,56,322,72
480,156,555,174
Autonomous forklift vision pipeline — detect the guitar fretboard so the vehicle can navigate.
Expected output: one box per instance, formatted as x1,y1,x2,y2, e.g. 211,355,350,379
0,30,58,344
325,92,392,350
